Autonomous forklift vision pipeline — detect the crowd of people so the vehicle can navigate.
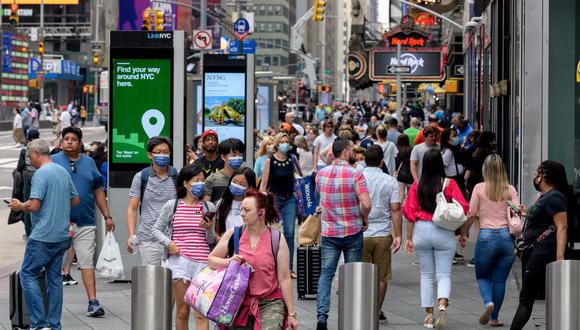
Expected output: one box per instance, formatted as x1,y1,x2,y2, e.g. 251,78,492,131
8,98,574,330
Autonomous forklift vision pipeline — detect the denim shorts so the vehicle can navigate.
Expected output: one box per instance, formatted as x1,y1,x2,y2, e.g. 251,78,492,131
166,254,206,282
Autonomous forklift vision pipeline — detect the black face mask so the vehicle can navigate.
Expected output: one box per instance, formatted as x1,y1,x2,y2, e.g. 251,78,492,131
348,156,356,165
533,175,542,192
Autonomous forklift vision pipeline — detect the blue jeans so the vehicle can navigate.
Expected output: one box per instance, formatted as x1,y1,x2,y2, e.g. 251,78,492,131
20,238,71,330
474,228,515,321
413,221,456,308
316,231,363,321
275,195,296,271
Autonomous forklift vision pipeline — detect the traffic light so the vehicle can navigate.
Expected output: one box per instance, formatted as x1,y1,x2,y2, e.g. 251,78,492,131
38,42,44,56
92,52,99,66
154,10,165,31
141,8,152,31
312,0,326,21
9,4,19,27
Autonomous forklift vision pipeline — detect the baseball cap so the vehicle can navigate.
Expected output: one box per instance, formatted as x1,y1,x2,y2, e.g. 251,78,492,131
201,130,218,140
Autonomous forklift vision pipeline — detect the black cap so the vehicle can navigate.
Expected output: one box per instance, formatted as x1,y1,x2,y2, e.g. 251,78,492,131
27,128,40,141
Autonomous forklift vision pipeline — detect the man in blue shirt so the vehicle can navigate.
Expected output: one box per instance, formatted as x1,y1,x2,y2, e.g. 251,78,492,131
52,126,115,318
9,139,79,330
452,113,474,148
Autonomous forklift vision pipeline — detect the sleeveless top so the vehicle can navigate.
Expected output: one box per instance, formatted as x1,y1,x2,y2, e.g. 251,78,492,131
267,155,294,196
238,228,280,297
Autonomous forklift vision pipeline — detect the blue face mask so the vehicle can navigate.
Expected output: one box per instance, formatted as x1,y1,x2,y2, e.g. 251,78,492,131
279,143,291,154
228,156,244,170
189,182,205,197
229,182,247,197
451,137,460,146
153,154,170,168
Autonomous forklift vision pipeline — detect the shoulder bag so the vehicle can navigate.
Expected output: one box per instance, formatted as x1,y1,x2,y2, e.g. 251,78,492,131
432,178,467,231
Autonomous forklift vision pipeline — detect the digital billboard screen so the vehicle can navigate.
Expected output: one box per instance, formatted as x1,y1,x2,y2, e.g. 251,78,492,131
203,55,247,144
111,58,172,165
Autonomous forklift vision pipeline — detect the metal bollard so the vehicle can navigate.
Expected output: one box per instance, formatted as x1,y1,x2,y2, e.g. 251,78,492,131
338,262,379,330
546,260,580,330
131,266,173,330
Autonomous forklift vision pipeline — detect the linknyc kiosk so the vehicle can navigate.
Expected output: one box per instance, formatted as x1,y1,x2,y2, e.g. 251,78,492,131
107,31,185,278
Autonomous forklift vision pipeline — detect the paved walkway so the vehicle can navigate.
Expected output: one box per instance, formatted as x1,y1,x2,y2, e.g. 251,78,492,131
0,207,545,329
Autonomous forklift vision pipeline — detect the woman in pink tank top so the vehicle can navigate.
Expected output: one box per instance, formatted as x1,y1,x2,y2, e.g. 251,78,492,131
208,189,299,329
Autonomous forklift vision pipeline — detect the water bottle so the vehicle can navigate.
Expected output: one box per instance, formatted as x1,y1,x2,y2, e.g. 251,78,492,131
130,235,139,254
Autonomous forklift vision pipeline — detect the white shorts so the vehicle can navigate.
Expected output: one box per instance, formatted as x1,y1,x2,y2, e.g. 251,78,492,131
166,255,207,281
70,224,96,269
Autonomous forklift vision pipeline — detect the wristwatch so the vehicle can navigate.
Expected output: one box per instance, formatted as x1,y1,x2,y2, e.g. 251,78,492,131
104,215,113,220
288,312,298,318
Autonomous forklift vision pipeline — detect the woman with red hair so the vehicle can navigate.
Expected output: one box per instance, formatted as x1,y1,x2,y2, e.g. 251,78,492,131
208,189,299,329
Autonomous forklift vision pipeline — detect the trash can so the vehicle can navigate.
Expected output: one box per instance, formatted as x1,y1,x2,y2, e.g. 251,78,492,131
338,262,379,330
131,266,173,330
546,260,580,330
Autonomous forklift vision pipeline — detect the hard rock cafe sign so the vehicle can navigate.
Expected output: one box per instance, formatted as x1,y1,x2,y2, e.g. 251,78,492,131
384,15,432,48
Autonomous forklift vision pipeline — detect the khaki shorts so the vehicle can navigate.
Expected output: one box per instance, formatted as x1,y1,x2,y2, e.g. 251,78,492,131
71,224,96,269
363,236,393,282
139,240,164,266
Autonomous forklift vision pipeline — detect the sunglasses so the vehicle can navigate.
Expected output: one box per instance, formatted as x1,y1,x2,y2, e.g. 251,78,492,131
70,160,77,173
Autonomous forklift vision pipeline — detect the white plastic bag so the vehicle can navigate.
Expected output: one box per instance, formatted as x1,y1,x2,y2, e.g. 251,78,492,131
96,232,124,280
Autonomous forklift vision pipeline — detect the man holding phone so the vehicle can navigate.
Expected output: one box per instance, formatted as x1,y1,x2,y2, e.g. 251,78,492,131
9,139,79,330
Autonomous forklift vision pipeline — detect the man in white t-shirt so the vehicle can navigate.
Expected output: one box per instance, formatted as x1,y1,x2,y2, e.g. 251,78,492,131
60,110,72,130
312,119,336,171
375,125,398,175
410,126,440,181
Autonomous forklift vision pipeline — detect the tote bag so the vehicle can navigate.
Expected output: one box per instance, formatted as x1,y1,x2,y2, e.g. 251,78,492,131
432,178,467,231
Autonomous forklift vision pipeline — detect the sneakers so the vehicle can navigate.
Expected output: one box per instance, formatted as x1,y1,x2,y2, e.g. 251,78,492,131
62,274,78,286
86,299,105,317
467,258,475,268
452,253,464,265
379,310,388,323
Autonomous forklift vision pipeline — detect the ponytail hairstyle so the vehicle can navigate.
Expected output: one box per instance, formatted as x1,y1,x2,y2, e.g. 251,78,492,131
243,189,280,226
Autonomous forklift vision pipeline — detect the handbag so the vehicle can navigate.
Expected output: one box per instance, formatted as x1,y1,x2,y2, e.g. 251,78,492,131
291,155,318,216
298,207,321,246
432,178,467,231
515,225,556,259
185,226,251,326
507,199,523,236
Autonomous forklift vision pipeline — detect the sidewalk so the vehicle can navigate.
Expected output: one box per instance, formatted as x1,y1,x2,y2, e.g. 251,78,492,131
0,213,545,329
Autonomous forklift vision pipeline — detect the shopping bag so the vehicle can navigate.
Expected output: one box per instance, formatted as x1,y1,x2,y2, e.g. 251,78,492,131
294,174,318,216
185,226,250,326
298,207,321,246
95,232,124,280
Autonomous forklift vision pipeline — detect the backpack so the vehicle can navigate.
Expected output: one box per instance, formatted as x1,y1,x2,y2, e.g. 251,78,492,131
227,226,281,269
139,166,178,213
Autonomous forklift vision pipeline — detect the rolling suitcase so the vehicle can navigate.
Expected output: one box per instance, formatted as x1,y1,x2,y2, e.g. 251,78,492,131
10,269,48,330
296,245,321,299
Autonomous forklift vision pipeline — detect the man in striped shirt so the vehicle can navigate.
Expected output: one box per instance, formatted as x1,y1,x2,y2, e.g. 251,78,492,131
314,138,371,330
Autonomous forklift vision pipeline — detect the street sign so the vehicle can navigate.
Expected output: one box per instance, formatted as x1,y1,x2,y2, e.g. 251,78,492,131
229,40,256,54
387,65,411,74
193,30,212,50
234,18,250,40
454,64,464,76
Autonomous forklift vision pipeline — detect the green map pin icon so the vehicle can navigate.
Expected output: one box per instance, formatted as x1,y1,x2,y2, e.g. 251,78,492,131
141,109,165,138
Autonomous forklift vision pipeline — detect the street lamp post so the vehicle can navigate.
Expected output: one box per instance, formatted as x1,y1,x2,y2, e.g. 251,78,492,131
39,0,44,105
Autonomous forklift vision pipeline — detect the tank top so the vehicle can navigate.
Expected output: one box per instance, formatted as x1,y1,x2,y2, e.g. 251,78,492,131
267,154,294,196
172,199,210,262
238,228,280,297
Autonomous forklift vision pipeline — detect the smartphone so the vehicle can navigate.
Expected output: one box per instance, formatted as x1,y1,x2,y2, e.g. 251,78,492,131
203,211,216,222
3,199,10,204
506,201,520,214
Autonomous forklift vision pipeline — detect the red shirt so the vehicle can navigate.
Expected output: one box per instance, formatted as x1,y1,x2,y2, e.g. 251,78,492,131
402,179,469,222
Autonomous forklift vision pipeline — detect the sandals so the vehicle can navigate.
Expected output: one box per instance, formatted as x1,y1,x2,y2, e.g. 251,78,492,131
423,313,435,328
435,305,446,330
489,320,504,327
479,303,494,325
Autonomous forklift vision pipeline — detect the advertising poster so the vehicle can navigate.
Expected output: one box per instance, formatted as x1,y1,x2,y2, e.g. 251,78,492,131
111,58,171,164
256,85,270,132
203,72,246,142
118,0,176,31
